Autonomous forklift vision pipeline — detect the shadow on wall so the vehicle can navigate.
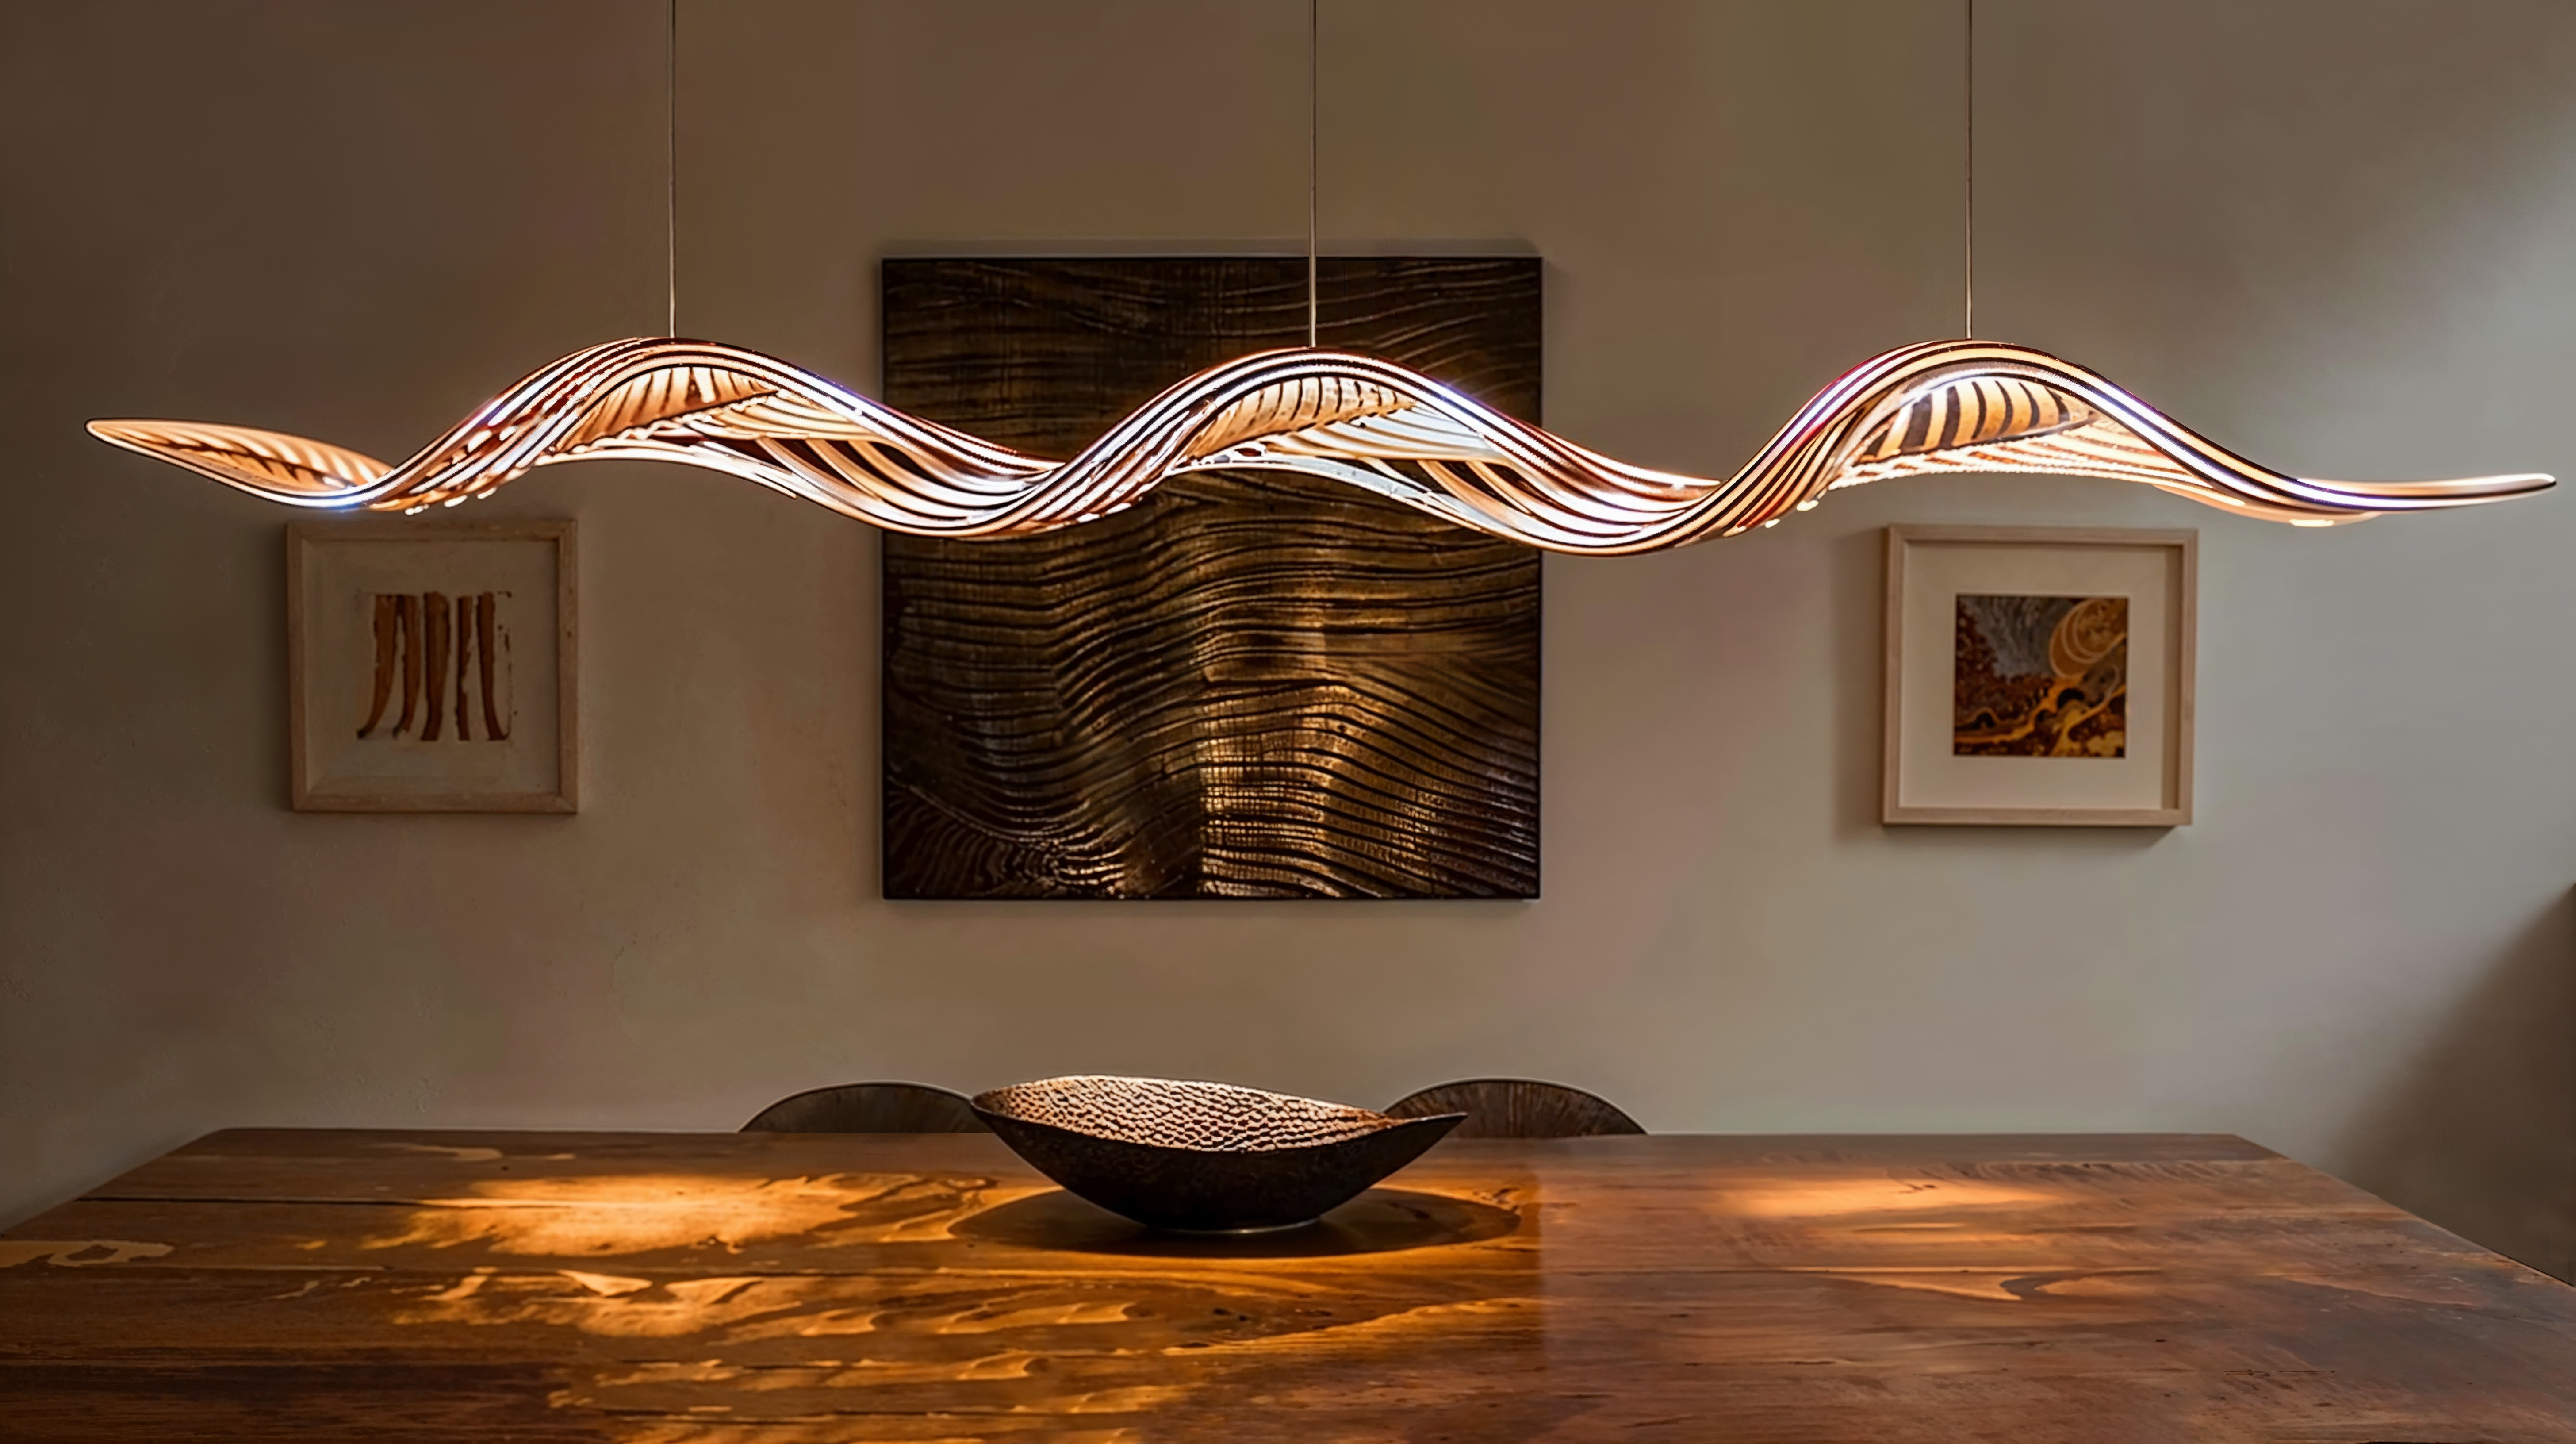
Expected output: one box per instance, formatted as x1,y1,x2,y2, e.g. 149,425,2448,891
2343,888,2576,1282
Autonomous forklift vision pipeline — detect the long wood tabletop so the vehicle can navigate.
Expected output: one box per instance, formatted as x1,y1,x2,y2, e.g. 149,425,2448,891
3,1129,2572,1440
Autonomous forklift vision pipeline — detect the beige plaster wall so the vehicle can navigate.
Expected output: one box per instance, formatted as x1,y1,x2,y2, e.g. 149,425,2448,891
4,0,2571,1278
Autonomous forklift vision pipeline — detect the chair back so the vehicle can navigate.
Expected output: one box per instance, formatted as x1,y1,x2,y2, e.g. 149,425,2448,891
1384,1078,1644,1139
742,1082,989,1133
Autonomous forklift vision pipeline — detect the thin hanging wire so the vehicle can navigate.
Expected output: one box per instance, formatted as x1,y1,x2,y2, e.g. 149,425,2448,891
1307,0,1319,347
666,0,679,337
1962,0,1974,338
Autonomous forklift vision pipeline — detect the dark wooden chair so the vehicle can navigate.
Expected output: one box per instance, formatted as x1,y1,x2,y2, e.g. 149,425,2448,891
741,1082,989,1133
1384,1078,1645,1139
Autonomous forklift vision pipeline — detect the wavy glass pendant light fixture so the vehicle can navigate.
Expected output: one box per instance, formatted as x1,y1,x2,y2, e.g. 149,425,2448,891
86,2,2550,551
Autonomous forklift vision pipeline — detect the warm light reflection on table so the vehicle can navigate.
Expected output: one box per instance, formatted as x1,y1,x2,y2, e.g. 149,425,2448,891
3,1130,2572,1440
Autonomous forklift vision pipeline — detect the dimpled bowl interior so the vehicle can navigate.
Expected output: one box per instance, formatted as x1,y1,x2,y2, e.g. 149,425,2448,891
971,1075,1466,1233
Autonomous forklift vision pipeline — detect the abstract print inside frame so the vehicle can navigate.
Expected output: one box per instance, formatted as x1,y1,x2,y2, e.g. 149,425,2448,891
357,590,511,743
1953,594,2129,758
881,257,1541,899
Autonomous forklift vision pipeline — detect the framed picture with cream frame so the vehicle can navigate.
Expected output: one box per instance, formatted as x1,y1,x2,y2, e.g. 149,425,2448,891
287,520,578,814
1882,525,2194,826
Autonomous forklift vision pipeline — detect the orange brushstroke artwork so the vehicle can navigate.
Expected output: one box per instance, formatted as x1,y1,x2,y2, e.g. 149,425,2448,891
356,591,508,742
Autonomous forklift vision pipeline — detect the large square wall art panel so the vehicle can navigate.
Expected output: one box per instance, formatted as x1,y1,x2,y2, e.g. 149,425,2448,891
882,257,1541,899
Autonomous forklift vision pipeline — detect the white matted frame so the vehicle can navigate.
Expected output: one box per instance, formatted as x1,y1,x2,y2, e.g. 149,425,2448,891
1883,525,2195,827
287,520,578,813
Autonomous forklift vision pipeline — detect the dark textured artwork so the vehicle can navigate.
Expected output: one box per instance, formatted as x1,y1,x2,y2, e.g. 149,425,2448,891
881,258,1541,899
1952,594,2128,757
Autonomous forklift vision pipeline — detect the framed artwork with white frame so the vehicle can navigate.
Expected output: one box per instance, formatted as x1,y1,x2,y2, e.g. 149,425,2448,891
1882,525,2194,826
287,520,577,814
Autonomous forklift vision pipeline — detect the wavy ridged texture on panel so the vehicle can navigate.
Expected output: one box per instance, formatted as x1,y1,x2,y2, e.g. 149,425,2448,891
882,258,1541,899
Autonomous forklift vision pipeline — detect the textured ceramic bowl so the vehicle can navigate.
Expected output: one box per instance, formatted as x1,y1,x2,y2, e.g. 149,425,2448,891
971,1075,1466,1233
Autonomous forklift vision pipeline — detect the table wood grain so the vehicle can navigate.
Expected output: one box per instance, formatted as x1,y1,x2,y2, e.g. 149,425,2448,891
3,1130,2571,1440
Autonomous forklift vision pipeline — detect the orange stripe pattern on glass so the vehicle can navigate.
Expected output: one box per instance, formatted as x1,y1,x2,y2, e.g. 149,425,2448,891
87,338,2551,554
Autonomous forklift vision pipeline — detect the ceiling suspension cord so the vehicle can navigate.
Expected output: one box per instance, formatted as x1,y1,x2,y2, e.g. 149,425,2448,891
1963,0,1974,339
666,0,679,337
1307,0,1320,348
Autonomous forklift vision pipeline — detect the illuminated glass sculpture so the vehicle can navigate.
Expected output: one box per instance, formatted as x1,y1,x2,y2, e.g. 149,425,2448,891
88,336,2549,553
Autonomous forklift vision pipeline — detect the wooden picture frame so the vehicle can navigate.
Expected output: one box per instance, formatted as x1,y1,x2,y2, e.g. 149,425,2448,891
1882,525,2195,826
287,521,578,814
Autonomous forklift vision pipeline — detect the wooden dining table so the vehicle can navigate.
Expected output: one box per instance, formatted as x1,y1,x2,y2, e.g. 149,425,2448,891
4,1128,2572,1440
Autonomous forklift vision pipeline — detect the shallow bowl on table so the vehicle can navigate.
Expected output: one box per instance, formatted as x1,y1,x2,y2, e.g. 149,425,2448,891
970,1075,1465,1233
